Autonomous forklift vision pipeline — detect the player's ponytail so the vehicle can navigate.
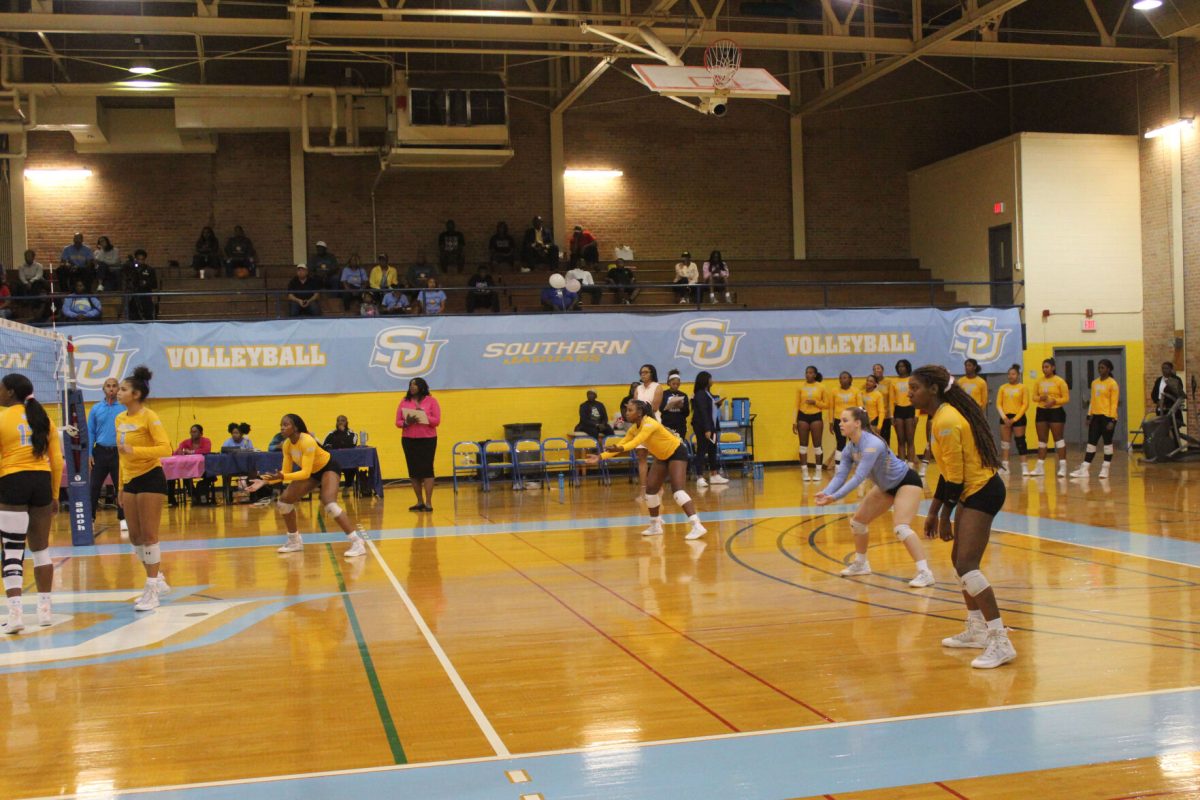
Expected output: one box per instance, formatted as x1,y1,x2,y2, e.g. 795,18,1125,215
3,373,50,458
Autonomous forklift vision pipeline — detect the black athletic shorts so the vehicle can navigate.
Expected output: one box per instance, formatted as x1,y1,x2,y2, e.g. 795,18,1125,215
309,453,342,481
885,467,924,496
893,405,916,420
0,470,53,507
124,466,168,495
666,443,691,462
961,474,1006,516
796,411,824,424
1035,407,1067,424
1004,414,1028,428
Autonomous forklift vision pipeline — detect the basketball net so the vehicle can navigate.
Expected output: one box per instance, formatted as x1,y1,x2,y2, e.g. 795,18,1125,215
703,39,742,90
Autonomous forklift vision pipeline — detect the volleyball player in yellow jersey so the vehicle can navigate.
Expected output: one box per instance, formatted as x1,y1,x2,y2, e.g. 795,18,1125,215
910,365,1015,669
958,358,989,409
586,400,707,540
889,359,917,468
252,414,367,557
862,375,886,430
829,372,862,468
1070,359,1120,480
995,364,1030,474
115,367,174,612
0,374,63,633
1030,357,1070,477
871,364,892,445
793,366,829,482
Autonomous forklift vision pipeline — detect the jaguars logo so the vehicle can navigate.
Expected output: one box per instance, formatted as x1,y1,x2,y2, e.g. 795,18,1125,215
71,335,137,391
675,318,744,369
950,317,1009,364
369,326,447,379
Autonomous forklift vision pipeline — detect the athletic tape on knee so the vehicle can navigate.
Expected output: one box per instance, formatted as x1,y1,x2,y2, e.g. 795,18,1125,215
324,502,344,519
673,490,691,508
0,510,29,534
960,569,990,597
893,524,916,542
31,549,50,568
141,543,161,565
645,492,662,510
849,520,868,536
276,499,296,514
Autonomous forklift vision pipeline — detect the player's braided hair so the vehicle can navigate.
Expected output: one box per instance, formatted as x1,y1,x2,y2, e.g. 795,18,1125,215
912,364,1001,470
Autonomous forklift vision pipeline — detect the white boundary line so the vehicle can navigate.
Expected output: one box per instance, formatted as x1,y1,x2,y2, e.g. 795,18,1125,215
992,525,1200,570
24,683,1200,800
365,538,510,757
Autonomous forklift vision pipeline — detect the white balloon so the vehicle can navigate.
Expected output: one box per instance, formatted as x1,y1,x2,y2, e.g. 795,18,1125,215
565,278,582,293
549,273,567,289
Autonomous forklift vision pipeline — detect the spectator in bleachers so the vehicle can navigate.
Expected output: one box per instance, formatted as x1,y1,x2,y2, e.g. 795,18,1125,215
339,254,368,311
124,250,159,321
0,272,12,320
94,236,121,291
606,258,637,305
359,291,380,317
488,221,516,270
465,264,500,313
418,277,447,315
540,283,578,311
406,253,435,303
63,280,101,321
437,220,466,273
286,264,322,317
309,240,339,289
703,250,731,304
575,390,613,438
16,249,49,321
224,225,257,277
61,232,95,288
522,216,558,272
673,251,700,304
193,226,221,277
369,254,399,297
568,226,599,268
566,262,601,307
382,287,412,315
222,422,255,451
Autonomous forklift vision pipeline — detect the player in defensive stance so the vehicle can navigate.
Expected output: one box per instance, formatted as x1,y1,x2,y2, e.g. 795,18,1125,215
586,400,707,540
0,374,64,632
252,414,367,558
910,365,1015,669
815,407,934,588
1071,358,1119,480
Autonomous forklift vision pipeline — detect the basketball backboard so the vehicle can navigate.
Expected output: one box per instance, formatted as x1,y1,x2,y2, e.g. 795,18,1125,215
632,64,789,99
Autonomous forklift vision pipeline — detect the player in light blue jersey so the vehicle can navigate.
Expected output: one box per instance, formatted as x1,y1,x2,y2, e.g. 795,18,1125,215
815,406,935,588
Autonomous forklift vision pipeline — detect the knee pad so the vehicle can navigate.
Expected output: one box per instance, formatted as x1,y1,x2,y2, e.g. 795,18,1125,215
0,509,29,534
1,532,25,584
814,448,823,458
799,447,807,456
141,543,161,565
849,520,869,536
1000,441,1010,452
645,492,662,510
133,544,145,562
1103,445,1114,456
324,502,344,519
893,524,916,543
959,569,990,597
31,549,51,568
673,490,691,508
1085,444,1096,454
276,499,296,514
1055,440,1066,451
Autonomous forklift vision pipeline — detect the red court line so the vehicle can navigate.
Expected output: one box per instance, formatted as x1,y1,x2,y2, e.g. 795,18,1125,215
513,533,836,724
470,536,740,733
936,781,970,799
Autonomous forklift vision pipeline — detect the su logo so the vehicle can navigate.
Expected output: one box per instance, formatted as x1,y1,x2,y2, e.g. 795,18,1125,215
675,318,744,369
950,317,1009,364
71,335,137,391
369,326,446,379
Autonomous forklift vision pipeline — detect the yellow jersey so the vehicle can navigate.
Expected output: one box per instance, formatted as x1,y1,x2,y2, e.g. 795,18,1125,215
831,387,863,418
931,402,995,502
1035,376,1069,409
996,383,1029,418
863,390,886,423
603,415,681,462
1089,376,1120,418
0,404,64,500
796,383,830,415
958,376,988,409
115,407,172,484
889,379,913,414
278,432,332,482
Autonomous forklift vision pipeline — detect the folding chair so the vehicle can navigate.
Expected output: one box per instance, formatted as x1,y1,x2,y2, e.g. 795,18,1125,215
718,430,753,476
483,439,520,491
541,437,574,488
601,435,637,485
512,438,548,488
451,440,488,493
569,435,604,485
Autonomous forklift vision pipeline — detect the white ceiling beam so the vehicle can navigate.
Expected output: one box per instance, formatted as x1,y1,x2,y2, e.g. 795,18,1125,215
289,0,313,84
1082,0,1115,47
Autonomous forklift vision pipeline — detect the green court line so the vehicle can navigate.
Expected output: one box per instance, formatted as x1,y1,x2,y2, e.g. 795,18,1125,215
324,544,408,765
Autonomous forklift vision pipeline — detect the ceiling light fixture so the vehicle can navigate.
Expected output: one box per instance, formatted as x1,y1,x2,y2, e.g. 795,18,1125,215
1132,0,1162,10
129,36,156,75
564,169,623,178
25,168,94,184
1145,117,1195,139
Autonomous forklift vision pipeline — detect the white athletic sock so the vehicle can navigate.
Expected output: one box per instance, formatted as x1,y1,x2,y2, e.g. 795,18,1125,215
985,617,1004,632
915,559,929,572
687,514,701,525
853,552,866,563
967,609,985,623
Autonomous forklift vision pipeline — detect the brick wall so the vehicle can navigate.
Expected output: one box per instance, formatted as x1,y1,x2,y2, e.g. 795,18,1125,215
1139,66,1175,406
1180,41,1200,431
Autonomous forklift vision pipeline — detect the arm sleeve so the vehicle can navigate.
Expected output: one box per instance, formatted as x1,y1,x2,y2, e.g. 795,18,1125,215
821,448,854,498
174,441,187,455
1016,387,1029,419
281,442,317,482
87,405,99,445
1053,378,1070,408
424,398,441,428
980,383,989,409
602,424,649,458
395,402,407,429
888,383,897,417
198,438,212,455
1111,382,1120,419
829,445,881,500
935,420,966,506
48,433,64,502
131,418,172,460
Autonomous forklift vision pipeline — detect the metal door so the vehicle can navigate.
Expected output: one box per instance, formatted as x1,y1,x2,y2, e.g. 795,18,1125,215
1052,348,1127,447
988,224,1014,306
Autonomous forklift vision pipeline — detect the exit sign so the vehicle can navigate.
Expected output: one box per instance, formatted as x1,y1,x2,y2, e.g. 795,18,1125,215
1081,318,1097,332
993,202,1005,214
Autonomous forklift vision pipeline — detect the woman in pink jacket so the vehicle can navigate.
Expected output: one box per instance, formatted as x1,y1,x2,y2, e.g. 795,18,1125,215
396,377,441,512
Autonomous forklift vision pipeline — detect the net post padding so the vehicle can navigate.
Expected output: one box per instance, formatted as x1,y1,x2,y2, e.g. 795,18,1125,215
703,39,742,89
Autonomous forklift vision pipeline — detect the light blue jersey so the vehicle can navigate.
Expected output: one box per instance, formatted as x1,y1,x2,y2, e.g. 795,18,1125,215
822,431,914,500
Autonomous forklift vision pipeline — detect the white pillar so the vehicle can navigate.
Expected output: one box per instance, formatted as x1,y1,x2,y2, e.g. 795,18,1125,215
289,130,307,265
10,137,26,267
550,111,566,244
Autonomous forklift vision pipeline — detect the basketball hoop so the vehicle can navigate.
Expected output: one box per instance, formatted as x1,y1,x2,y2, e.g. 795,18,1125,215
704,39,742,89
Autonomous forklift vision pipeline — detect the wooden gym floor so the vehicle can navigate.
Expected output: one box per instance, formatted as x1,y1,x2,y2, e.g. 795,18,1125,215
4,451,1200,800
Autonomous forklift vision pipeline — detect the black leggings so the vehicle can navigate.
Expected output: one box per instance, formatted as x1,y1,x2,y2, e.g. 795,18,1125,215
880,418,892,447
694,434,720,474
833,420,847,453
1084,415,1116,463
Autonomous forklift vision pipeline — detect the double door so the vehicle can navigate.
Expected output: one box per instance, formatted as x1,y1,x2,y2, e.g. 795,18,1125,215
1052,347,1128,447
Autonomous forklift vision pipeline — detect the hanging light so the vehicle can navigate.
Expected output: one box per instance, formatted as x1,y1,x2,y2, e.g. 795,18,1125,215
1144,118,1194,139
1132,0,1163,10
129,36,156,75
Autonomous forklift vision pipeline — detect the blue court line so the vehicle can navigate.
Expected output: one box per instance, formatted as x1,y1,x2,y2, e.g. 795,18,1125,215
65,686,1200,800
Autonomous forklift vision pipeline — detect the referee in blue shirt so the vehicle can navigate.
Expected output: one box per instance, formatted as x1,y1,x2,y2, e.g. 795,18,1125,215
87,377,127,532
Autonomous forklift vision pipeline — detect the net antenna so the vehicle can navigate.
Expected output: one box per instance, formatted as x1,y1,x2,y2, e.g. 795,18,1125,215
704,39,742,90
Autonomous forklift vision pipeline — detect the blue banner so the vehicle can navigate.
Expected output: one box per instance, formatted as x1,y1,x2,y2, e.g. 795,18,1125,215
41,307,1021,400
